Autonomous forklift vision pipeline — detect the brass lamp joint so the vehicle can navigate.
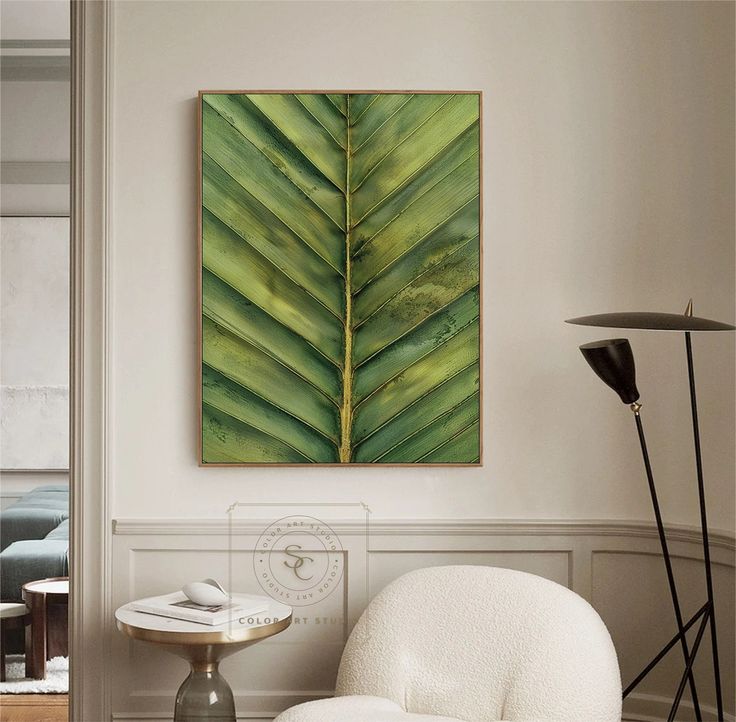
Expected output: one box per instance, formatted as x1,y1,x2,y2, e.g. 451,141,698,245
630,401,642,415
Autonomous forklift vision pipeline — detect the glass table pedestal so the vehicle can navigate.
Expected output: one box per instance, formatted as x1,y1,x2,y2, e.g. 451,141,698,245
116,597,292,722
169,643,245,722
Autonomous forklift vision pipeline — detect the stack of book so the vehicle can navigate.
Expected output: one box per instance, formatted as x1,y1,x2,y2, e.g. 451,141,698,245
131,592,268,626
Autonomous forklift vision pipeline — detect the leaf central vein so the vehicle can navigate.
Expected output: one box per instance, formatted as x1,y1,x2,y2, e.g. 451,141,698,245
339,95,354,463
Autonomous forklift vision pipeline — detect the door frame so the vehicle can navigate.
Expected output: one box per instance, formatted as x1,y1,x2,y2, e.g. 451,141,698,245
69,1,113,719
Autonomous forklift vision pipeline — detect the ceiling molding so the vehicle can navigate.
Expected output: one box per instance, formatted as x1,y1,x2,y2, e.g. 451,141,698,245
1,39,70,50
1,40,70,80
1,55,69,81
1,161,70,185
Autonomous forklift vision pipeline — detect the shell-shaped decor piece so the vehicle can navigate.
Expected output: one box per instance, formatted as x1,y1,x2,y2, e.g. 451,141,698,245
182,578,229,606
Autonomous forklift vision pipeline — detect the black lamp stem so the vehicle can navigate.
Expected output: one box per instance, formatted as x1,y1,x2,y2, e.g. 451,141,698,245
633,410,702,721
684,331,724,721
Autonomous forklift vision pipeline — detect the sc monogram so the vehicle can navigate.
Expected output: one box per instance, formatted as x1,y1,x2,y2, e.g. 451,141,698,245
283,544,314,581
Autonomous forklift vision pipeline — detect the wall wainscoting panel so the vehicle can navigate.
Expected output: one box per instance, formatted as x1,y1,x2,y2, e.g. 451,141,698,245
110,519,735,722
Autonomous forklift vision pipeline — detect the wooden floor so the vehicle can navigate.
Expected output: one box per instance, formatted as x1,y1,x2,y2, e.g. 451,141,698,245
0,694,67,722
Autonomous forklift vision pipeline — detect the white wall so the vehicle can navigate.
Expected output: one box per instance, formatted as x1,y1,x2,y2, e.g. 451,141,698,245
0,0,70,215
0,81,70,215
0,82,70,164
105,2,735,720
0,0,69,41
112,0,734,528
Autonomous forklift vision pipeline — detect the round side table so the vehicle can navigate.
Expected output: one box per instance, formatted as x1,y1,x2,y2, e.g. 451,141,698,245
22,577,69,680
0,603,30,682
116,596,291,722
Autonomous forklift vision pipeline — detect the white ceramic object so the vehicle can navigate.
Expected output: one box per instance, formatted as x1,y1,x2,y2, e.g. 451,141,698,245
182,578,229,606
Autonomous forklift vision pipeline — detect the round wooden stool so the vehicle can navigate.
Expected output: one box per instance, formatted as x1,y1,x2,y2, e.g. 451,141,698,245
22,577,69,680
0,602,30,682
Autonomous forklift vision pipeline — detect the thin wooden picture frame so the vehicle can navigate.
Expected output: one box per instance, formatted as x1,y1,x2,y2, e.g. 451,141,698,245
197,90,483,467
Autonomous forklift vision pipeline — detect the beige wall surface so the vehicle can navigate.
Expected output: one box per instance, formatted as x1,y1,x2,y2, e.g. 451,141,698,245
1,82,70,164
0,0,69,41
111,1,735,529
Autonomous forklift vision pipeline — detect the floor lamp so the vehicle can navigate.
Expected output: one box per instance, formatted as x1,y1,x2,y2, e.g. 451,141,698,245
566,301,734,722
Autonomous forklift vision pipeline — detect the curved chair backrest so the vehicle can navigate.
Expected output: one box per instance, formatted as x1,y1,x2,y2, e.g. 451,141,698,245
336,566,621,722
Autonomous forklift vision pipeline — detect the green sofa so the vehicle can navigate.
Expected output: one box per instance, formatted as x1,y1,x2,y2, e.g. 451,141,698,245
0,486,69,602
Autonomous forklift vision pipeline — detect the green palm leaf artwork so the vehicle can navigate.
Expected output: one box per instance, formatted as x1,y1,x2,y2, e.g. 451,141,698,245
200,91,481,465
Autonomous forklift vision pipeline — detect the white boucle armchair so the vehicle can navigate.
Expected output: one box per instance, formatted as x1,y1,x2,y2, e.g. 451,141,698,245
275,566,622,722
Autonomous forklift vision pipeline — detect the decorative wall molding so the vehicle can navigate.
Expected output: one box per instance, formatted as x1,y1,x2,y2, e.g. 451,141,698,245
0,40,71,50
0,55,70,81
112,517,736,549
111,517,734,722
0,39,70,81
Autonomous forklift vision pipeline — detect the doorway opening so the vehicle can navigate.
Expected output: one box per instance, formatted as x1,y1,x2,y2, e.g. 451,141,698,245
0,1,71,719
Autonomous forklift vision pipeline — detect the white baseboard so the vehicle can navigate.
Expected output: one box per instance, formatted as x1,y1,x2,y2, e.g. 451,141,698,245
113,717,273,722
626,691,735,722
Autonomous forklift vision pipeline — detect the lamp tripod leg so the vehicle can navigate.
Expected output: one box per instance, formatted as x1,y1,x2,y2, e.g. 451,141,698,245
623,601,710,698
685,332,724,721
633,410,702,721
667,608,710,722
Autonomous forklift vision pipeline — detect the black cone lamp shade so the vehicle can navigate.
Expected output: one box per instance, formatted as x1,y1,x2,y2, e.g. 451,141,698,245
580,338,640,404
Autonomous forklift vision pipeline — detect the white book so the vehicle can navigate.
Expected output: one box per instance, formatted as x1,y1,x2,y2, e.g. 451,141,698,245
130,592,268,626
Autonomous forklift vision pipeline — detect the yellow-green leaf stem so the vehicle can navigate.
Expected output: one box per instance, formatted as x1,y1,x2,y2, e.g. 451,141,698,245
339,95,354,462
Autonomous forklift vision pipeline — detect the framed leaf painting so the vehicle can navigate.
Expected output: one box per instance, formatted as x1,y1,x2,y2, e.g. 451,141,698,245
198,91,482,465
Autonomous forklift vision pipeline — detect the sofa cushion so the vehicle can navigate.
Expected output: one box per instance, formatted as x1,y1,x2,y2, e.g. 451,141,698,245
0,486,69,551
45,518,69,541
0,539,69,601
